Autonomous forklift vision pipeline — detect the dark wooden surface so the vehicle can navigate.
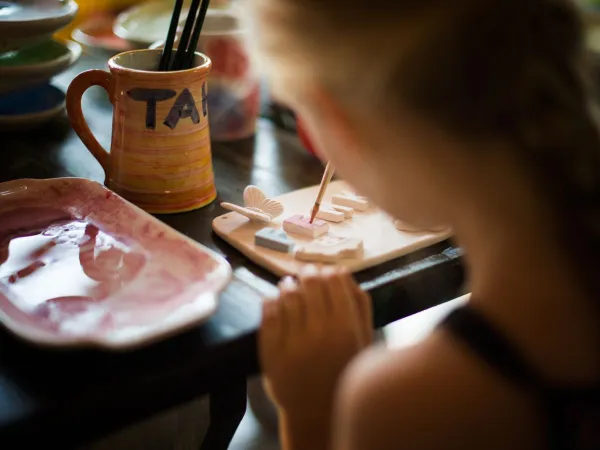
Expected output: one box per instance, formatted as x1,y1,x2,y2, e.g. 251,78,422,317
0,55,465,448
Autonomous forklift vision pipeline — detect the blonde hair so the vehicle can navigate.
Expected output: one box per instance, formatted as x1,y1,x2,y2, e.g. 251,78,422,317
250,0,600,296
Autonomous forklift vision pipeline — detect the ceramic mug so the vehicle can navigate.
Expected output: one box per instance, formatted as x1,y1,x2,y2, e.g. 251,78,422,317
66,49,217,214
201,10,260,141
151,10,260,141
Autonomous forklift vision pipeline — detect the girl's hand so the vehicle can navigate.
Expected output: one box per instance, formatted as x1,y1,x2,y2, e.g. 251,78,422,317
259,265,373,417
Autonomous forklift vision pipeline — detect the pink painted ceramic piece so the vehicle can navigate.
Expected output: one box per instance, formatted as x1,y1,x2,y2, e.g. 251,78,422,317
282,214,329,238
0,178,231,350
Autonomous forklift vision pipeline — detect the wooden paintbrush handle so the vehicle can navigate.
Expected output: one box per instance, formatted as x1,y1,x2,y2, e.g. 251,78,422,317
309,162,335,222
315,162,335,204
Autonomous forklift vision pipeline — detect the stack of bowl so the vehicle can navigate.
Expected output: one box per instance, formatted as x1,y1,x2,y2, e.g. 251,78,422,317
112,0,232,48
0,0,81,129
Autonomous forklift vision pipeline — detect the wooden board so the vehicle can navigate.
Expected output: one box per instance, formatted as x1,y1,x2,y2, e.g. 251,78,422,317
212,181,452,277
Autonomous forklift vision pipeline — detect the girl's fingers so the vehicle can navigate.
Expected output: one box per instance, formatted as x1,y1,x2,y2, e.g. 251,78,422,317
326,267,364,342
298,264,329,323
326,268,370,345
259,298,282,366
278,276,306,331
353,283,374,345
318,265,340,312
324,267,355,316
276,277,294,330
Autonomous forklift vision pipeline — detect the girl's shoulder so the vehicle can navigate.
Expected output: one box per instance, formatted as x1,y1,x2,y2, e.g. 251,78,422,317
334,331,543,450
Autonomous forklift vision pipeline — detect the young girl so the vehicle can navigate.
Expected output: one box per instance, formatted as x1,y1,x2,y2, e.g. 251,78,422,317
246,1,600,449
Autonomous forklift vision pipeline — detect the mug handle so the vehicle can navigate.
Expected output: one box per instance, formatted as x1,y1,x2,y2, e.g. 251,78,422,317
66,70,114,181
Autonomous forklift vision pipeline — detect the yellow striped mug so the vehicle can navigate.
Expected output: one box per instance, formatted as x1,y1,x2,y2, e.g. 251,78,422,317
66,49,217,214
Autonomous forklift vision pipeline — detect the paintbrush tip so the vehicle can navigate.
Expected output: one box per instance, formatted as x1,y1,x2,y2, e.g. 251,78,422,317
309,204,319,223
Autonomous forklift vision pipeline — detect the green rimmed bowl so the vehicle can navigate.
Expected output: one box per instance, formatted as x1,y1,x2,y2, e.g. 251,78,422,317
0,39,82,94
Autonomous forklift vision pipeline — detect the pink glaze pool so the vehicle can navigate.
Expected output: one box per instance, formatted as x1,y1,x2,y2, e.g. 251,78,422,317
0,178,231,349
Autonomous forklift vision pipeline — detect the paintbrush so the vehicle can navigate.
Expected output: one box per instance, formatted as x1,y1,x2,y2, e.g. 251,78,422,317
185,0,211,69
158,0,184,71
172,0,202,70
309,162,335,223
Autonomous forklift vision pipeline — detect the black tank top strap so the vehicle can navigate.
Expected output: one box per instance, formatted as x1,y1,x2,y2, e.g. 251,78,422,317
545,388,600,450
441,305,600,450
442,305,541,389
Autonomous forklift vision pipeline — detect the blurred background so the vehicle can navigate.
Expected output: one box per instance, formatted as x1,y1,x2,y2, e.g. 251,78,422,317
0,0,299,142
54,0,600,142
3,0,600,155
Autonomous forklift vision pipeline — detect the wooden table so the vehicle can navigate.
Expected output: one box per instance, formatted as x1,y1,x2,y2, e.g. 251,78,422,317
0,55,465,449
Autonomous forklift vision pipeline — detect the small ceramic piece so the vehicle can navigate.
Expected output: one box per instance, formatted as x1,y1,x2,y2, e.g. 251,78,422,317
254,228,295,253
220,203,272,222
331,204,354,218
332,193,369,211
394,219,421,233
315,206,345,223
295,235,364,263
283,214,329,238
221,185,284,223
244,186,284,218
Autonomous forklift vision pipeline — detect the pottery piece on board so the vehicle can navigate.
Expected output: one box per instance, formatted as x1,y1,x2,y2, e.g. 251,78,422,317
331,204,354,218
282,214,329,238
393,219,422,233
221,185,284,223
394,219,450,234
220,203,271,222
295,234,364,263
315,206,345,223
255,228,295,253
332,193,369,211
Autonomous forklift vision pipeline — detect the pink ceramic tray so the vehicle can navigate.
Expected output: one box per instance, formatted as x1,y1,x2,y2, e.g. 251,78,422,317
0,178,231,350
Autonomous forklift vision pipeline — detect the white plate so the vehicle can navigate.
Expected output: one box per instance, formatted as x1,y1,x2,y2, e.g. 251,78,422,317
114,0,228,46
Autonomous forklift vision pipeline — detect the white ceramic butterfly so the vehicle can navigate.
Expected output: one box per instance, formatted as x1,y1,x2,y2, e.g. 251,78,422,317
221,186,284,223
